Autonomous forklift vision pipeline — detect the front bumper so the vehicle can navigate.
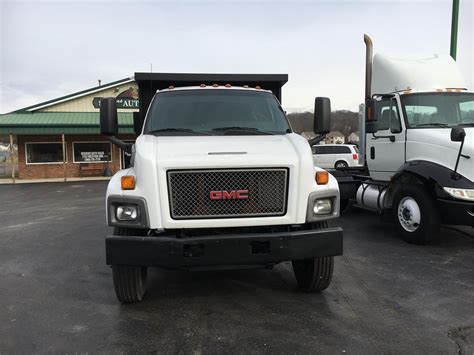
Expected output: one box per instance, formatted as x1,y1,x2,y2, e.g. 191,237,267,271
106,227,343,268
437,198,474,227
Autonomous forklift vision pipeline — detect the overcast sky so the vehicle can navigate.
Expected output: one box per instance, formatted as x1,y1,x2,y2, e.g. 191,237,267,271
0,0,472,114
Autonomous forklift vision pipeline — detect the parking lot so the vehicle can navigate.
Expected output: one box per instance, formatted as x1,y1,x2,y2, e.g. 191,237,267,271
0,181,473,353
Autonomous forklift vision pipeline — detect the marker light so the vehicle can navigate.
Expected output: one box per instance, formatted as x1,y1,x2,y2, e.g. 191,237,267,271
121,176,135,190
315,171,329,185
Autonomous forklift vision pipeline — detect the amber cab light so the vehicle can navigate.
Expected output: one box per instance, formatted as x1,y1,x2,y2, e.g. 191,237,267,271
316,171,329,185
121,176,136,190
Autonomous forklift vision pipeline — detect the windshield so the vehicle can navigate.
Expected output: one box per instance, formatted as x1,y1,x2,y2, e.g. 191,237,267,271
143,89,290,135
401,92,474,128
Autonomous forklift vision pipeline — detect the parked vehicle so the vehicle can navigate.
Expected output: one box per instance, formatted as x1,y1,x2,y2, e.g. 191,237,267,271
100,73,343,303
317,35,473,245
312,144,361,169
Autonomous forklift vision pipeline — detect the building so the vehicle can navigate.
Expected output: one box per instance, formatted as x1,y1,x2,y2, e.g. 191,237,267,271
0,78,137,180
325,131,345,144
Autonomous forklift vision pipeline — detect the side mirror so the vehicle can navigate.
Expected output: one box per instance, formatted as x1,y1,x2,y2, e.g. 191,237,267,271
133,112,142,136
314,97,331,134
100,98,118,136
451,127,466,142
366,121,378,134
365,98,376,123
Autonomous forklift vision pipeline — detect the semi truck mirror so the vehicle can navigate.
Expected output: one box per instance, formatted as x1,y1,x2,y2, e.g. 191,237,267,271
366,121,378,134
314,97,331,134
365,98,376,122
100,98,118,136
451,127,466,142
133,112,142,136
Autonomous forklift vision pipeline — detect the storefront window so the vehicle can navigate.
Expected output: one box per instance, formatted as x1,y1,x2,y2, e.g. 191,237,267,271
26,142,64,164
73,142,112,163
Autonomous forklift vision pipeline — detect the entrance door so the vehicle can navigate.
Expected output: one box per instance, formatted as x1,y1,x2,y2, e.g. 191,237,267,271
366,97,406,181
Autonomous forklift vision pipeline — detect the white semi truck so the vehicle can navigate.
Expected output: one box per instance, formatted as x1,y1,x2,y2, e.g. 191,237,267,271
100,73,343,303
325,35,473,245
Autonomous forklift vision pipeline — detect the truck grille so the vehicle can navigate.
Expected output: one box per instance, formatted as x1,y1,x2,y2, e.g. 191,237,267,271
167,168,288,219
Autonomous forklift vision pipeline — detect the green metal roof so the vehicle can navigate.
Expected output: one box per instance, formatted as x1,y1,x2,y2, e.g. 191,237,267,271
0,112,134,135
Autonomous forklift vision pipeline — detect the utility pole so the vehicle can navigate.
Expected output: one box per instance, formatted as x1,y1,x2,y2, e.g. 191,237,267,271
450,0,459,60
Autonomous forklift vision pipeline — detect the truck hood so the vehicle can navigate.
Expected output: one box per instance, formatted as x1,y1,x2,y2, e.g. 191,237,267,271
406,127,474,181
135,133,310,169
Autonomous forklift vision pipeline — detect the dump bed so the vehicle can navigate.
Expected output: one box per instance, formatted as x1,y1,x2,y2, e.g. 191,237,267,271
134,72,288,123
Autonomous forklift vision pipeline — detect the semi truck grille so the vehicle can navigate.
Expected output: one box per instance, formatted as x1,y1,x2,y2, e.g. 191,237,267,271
167,168,288,219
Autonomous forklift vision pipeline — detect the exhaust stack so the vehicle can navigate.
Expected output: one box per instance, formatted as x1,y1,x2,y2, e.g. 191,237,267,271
364,34,373,100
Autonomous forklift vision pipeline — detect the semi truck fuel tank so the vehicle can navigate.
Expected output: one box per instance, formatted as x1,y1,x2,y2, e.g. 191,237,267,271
356,182,388,212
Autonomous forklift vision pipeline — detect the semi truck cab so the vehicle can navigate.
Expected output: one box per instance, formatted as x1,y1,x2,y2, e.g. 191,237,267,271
100,73,343,303
320,36,474,245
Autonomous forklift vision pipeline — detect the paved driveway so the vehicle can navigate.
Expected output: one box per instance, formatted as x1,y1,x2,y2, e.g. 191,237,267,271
0,181,472,353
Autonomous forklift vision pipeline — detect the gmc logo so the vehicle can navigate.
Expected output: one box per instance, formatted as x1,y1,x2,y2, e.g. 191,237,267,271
210,190,249,200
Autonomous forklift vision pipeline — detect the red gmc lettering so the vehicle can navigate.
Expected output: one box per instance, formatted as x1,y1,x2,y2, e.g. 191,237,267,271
209,189,249,200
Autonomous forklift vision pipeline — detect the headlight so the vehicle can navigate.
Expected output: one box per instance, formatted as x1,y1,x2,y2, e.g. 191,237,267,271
443,187,474,201
116,205,138,221
313,199,332,215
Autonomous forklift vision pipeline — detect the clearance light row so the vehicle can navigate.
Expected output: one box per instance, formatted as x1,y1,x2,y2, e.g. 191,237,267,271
167,84,263,90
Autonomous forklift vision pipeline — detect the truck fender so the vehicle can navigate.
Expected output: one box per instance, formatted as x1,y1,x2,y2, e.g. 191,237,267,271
386,160,474,207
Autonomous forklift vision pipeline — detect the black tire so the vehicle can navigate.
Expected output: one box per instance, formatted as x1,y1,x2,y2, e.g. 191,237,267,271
392,185,440,245
292,221,334,292
334,160,348,169
111,227,148,303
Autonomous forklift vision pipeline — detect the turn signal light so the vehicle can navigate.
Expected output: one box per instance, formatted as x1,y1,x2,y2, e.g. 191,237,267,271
121,176,135,190
315,171,329,185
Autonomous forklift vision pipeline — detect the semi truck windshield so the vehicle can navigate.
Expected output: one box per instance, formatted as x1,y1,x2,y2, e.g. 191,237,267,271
402,93,474,128
144,89,290,135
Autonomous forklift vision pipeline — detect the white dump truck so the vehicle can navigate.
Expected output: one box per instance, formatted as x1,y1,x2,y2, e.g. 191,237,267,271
100,73,343,303
325,35,473,245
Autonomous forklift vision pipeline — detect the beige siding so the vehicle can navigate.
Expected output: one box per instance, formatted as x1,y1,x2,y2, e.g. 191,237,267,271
41,82,139,113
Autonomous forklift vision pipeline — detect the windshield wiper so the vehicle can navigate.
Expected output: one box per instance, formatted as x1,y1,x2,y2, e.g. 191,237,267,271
458,123,474,127
414,123,450,128
147,128,209,135
211,126,275,135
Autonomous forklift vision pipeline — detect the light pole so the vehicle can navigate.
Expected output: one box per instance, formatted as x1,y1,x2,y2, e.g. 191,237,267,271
450,0,459,60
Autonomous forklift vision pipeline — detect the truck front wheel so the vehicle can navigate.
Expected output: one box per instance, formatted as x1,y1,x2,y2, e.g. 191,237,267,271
392,185,440,245
111,227,148,303
292,221,334,292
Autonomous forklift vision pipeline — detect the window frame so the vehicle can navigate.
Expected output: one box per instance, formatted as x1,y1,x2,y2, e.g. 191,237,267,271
25,142,67,165
72,141,113,164
375,97,403,133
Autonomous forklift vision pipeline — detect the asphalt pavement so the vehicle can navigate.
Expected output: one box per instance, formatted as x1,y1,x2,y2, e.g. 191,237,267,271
0,181,473,353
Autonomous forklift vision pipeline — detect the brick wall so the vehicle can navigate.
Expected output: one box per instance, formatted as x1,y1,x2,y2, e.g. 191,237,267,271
17,134,135,179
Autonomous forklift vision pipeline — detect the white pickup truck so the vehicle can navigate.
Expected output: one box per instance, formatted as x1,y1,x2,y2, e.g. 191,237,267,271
100,73,343,303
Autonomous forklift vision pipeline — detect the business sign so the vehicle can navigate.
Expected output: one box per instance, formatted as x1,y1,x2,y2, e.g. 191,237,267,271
93,86,139,109
73,142,112,162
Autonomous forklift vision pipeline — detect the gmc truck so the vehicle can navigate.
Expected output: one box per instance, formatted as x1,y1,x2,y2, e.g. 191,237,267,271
100,73,343,303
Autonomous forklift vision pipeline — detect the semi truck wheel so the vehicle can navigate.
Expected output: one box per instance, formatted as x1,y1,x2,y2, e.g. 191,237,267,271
392,185,440,245
111,227,148,303
292,222,334,292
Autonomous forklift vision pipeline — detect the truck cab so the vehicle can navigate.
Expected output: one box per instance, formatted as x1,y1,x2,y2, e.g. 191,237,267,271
326,36,473,245
100,73,343,303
